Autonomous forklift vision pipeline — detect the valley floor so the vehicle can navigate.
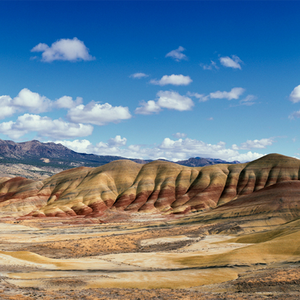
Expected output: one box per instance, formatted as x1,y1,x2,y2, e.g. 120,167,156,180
0,212,299,299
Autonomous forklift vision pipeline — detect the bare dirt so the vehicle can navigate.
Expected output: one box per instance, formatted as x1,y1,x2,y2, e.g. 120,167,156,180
0,213,299,299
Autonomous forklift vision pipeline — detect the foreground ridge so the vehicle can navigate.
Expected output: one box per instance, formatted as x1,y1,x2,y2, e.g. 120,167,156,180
0,153,299,221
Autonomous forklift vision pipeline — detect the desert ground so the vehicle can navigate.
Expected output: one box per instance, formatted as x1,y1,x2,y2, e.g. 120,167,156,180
1,154,300,299
0,211,299,300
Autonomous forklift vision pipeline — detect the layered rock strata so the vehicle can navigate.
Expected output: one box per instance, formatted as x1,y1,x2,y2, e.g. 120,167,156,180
0,153,300,219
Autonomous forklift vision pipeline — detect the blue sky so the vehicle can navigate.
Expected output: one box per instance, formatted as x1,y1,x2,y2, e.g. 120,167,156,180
1,1,300,162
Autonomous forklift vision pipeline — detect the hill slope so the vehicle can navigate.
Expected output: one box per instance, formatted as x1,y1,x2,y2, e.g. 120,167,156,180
0,153,300,224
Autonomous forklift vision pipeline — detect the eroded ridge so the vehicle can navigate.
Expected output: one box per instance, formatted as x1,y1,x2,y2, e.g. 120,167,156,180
0,153,299,220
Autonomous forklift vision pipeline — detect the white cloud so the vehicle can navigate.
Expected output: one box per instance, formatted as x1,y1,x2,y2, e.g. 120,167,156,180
173,132,187,138
239,94,257,106
0,89,131,129
31,37,95,62
54,139,94,154
209,87,245,100
219,55,243,69
157,90,194,111
108,135,127,147
31,43,48,52
55,136,264,163
12,88,52,113
0,89,91,120
231,152,264,162
55,136,128,157
289,85,300,103
130,73,149,79
152,138,263,162
150,74,192,86
193,88,256,106
67,101,131,125
0,89,60,119
135,100,162,115
289,110,300,119
165,46,187,62
0,95,17,119
0,114,93,139
187,92,209,102
200,60,219,70
55,96,83,109
233,138,274,150
135,91,194,115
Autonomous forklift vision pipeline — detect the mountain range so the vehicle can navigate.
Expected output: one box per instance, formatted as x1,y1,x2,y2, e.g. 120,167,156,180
0,139,239,179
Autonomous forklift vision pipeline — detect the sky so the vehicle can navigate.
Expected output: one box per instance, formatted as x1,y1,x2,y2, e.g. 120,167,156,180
0,0,300,162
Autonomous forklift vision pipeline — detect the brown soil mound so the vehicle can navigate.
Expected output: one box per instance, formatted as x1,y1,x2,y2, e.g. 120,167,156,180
0,153,299,221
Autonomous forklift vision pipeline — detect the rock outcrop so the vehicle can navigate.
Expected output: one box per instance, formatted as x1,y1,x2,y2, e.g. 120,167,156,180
0,153,300,220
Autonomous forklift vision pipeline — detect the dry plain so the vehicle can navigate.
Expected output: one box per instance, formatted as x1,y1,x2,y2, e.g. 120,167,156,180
0,212,299,299
0,154,300,299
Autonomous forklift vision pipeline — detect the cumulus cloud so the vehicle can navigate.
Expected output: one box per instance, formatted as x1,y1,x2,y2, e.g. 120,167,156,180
194,87,256,105
55,96,83,109
53,139,94,154
0,114,93,139
135,100,162,115
130,73,149,79
232,138,274,150
0,88,53,119
0,95,17,119
107,135,127,147
54,135,128,157
0,89,92,119
219,55,243,69
135,91,194,115
289,85,300,103
13,88,52,113
31,37,95,62
150,74,192,86
165,46,187,62
157,90,194,111
209,87,245,100
67,101,131,125
0,89,131,131
55,136,264,163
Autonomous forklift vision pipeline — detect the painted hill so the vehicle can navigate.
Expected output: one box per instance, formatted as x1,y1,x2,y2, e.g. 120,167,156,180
0,153,300,224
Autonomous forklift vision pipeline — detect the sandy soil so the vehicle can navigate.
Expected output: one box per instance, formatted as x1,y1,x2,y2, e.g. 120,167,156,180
0,214,299,299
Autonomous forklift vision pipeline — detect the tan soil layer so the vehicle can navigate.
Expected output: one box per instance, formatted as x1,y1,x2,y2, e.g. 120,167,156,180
0,215,299,299
1,267,300,299
3,153,300,221
1,153,300,298
21,224,207,258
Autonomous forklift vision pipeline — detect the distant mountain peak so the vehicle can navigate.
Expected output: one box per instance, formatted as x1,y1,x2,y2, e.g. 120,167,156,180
0,139,240,173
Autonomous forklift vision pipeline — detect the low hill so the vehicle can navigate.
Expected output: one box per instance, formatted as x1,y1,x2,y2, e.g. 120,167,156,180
0,153,299,226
